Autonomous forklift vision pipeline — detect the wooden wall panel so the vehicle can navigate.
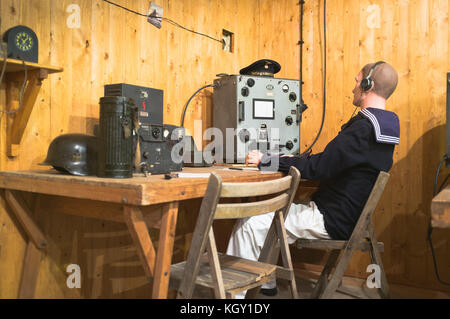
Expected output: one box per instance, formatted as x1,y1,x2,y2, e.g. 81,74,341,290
1,0,450,298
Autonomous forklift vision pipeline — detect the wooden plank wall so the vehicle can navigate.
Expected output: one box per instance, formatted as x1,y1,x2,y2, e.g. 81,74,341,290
0,0,449,297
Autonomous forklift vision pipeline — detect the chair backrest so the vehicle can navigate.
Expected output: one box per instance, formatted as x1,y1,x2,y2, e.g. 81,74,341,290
347,171,390,243
214,170,300,219
176,166,301,298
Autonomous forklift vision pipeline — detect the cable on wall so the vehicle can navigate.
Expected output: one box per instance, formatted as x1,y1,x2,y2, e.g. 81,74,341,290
429,154,450,286
180,84,215,128
103,0,224,45
300,0,326,156
0,45,28,115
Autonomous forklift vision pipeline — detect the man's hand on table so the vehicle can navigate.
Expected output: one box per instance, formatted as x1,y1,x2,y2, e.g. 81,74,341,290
245,150,264,166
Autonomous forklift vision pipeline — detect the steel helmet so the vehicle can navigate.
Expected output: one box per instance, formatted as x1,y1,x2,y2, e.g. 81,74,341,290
40,133,98,176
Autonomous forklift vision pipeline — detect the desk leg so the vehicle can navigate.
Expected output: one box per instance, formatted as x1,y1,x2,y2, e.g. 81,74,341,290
152,201,179,299
18,241,41,298
3,190,47,298
123,206,156,278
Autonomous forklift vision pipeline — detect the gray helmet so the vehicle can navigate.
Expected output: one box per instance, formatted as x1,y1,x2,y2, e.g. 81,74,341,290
40,134,98,176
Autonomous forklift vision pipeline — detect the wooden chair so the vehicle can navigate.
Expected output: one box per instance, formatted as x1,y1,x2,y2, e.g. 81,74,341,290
296,171,390,299
170,167,301,299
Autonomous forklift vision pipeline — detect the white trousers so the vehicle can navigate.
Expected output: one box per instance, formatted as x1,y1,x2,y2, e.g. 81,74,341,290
225,201,331,298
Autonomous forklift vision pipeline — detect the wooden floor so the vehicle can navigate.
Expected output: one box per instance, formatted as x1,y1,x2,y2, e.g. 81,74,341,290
172,269,450,299
258,269,450,299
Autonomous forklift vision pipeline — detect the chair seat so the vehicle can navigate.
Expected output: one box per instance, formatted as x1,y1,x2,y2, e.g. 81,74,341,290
170,254,276,292
296,238,384,252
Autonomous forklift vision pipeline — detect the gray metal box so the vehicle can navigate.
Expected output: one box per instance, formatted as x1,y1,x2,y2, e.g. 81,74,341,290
213,75,301,162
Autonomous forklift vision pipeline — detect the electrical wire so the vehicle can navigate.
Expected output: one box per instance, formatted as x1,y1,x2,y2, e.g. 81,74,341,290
0,45,28,115
428,153,450,286
0,45,8,85
299,0,304,89
103,0,223,45
160,17,223,45
434,154,448,197
300,0,326,156
349,106,358,120
438,174,450,193
180,84,215,128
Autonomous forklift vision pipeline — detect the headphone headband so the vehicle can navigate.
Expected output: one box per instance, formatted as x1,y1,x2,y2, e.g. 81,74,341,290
366,61,385,79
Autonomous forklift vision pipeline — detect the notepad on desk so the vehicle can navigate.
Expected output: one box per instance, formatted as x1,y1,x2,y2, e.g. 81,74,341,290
177,172,211,178
222,167,260,171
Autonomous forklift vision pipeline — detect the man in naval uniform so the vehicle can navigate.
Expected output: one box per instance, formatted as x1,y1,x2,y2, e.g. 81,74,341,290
226,61,400,297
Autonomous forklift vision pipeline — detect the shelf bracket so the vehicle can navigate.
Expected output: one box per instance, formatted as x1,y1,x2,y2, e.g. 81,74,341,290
6,69,48,157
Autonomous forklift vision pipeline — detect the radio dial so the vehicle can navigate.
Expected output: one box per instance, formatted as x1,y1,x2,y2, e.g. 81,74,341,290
285,140,294,150
241,87,250,97
285,116,293,126
152,128,161,138
247,78,255,87
289,92,297,102
239,129,250,143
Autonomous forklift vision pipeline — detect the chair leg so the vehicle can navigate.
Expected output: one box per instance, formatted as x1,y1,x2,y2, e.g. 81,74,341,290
206,229,226,299
320,246,356,299
310,249,340,299
245,218,279,299
367,224,390,299
274,211,298,299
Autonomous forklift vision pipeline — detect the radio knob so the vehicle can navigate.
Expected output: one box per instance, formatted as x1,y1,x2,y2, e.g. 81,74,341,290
239,129,250,143
247,78,255,87
241,87,250,97
152,128,160,138
285,116,293,126
143,151,150,159
285,140,294,150
289,92,297,102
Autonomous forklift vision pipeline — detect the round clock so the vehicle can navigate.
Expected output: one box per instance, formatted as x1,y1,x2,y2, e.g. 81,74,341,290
3,25,38,63
16,31,34,51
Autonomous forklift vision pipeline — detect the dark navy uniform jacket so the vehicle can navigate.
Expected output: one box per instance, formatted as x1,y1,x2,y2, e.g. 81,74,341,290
259,107,400,240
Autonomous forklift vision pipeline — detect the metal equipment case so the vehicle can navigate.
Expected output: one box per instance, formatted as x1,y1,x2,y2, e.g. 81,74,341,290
104,83,163,125
213,74,301,162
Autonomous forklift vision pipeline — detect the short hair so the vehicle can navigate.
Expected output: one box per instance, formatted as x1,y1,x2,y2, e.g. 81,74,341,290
361,62,398,100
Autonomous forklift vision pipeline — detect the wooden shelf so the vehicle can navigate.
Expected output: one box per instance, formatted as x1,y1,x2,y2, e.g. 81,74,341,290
0,57,63,157
0,57,63,74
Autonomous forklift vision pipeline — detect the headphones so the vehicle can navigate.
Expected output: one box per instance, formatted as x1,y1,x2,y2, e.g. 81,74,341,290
360,61,385,92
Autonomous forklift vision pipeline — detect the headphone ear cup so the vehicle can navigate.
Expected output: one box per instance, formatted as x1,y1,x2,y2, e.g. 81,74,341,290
361,78,371,91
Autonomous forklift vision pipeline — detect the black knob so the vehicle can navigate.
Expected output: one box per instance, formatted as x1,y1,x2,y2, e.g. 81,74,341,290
152,128,160,138
241,87,250,97
285,116,293,126
143,151,150,159
289,92,297,102
247,78,255,87
285,141,294,150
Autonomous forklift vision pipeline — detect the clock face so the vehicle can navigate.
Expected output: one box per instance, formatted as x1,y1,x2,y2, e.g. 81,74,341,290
15,32,33,51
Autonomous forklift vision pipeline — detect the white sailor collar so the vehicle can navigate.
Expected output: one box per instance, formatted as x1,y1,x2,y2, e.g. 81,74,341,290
359,107,400,145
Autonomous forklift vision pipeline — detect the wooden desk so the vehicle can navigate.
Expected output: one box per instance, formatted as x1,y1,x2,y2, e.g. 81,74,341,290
0,167,317,298
431,186,450,228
